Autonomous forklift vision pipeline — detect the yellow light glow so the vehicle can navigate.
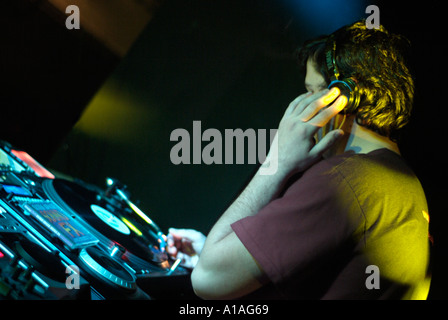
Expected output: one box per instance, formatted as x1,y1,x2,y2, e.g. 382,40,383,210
129,201,154,226
74,78,161,146
422,210,430,223
322,87,340,105
121,217,143,236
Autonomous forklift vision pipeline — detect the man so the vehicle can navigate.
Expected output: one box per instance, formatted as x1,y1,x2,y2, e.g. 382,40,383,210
168,21,431,299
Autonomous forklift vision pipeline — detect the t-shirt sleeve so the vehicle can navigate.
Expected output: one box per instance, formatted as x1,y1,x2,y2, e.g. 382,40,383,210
231,160,364,287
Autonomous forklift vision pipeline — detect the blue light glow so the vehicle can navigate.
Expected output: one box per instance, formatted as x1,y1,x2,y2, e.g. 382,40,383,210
282,0,369,37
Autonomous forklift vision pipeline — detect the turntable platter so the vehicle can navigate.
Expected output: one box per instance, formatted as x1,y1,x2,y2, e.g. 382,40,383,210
90,204,131,236
43,179,168,267
78,246,136,291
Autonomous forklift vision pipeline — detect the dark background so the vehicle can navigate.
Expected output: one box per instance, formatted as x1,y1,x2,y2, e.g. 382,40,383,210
1,0,446,299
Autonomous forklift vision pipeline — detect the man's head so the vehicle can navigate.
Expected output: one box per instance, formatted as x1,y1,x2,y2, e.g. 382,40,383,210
297,21,414,139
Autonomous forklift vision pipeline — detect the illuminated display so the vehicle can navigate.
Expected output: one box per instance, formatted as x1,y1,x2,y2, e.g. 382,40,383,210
11,150,55,179
23,201,98,250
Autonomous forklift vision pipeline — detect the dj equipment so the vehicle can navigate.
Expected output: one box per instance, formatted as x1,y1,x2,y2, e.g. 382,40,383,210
325,33,361,114
0,141,192,300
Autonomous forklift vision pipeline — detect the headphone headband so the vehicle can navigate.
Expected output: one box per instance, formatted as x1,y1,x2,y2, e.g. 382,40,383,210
325,35,340,81
324,33,361,114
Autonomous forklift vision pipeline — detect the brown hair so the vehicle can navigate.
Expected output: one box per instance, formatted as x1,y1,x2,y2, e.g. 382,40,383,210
297,21,414,139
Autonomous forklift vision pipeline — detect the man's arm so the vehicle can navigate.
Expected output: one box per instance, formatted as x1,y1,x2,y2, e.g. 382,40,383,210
191,89,347,299
191,163,291,299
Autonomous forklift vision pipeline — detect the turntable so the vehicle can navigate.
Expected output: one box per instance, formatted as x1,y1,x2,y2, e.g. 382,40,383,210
43,177,171,269
0,141,193,300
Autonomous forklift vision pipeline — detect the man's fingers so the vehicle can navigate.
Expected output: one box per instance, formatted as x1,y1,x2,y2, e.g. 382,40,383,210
169,228,198,239
168,228,206,254
299,88,340,122
295,90,329,116
309,129,345,159
310,95,348,127
284,92,312,117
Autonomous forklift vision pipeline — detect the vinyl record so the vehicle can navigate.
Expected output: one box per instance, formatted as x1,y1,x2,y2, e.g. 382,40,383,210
44,179,167,266
90,204,131,236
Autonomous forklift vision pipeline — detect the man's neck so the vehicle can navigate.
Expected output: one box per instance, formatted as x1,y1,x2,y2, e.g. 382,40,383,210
324,115,400,158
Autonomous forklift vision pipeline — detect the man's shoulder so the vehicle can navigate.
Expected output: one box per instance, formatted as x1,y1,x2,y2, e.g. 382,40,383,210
293,148,422,202
309,148,413,181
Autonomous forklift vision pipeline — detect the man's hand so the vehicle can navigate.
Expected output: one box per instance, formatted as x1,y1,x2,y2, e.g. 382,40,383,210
167,228,206,269
266,88,347,176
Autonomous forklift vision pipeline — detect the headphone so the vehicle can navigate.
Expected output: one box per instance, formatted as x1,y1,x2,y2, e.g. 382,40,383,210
324,34,361,114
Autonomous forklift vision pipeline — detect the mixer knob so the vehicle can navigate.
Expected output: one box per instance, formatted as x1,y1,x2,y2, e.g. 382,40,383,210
110,243,126,259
